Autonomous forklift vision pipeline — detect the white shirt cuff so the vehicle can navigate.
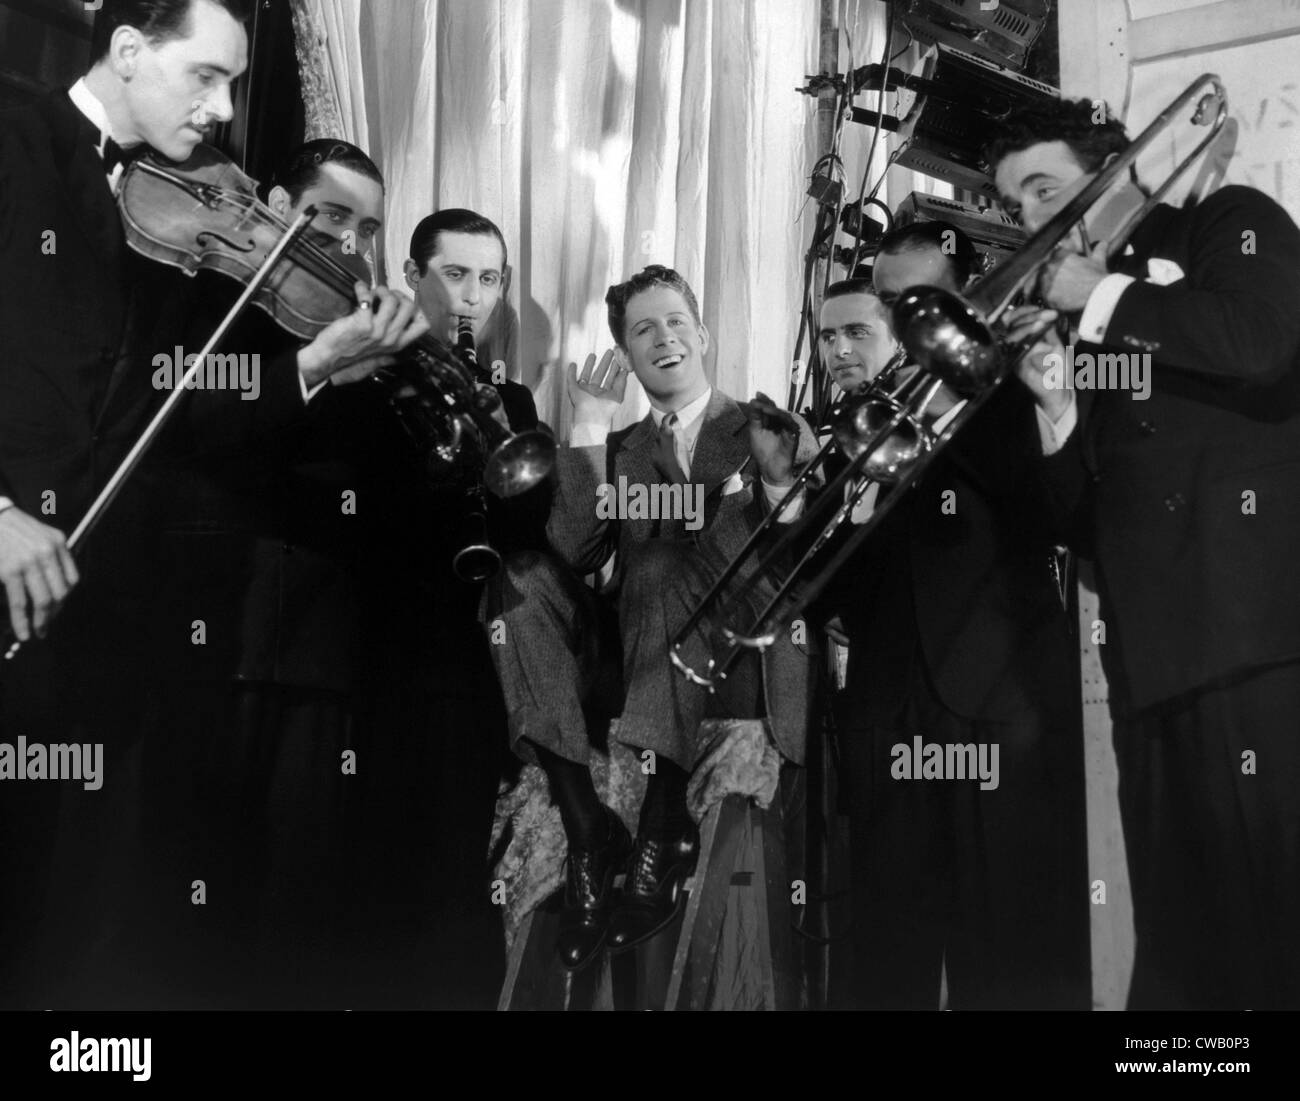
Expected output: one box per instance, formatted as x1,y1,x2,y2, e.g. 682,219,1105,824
1077,273,1135,344
762,478,802,523
569,422,608,448
1036,394,1078,456
300,372,330,404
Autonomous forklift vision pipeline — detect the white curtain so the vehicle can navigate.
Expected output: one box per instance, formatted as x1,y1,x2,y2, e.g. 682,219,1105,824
290,0,826,432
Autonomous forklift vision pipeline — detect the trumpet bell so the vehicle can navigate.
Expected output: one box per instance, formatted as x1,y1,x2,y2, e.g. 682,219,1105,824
891,285,1003,397
483,429,558,498
833,397,932,483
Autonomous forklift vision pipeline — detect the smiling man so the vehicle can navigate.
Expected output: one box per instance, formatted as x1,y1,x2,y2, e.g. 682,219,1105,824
484,265,819,971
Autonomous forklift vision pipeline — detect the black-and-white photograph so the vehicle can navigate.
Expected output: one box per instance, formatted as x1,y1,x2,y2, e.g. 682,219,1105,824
0,0,1293,1081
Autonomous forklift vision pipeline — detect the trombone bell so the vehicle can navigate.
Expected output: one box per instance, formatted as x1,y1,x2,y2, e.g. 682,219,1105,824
833,396,932,483
890,286,1003,397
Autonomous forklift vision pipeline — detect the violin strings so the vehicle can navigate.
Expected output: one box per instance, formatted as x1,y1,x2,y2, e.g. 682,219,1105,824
158,171,448,357
204,184,366,295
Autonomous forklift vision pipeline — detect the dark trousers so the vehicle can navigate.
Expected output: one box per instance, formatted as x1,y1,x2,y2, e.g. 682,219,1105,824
1116,660,1300,1010
0,588,152,1008
837,664,1090,1010
349,680,507,1010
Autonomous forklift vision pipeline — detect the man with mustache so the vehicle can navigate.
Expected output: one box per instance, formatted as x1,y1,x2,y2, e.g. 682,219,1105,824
0,0,423,1008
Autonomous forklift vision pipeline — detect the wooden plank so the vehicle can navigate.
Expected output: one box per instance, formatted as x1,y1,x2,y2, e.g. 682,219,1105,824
1058,0,1132,110
664,797,748,1010
1130,0,1300,62
1078,564,1134,1011
753,802,798,1011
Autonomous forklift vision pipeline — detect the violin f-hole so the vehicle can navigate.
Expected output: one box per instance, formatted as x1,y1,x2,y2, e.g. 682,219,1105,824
196,230,256,254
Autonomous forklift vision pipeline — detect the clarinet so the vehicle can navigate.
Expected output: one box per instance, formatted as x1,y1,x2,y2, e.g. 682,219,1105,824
449,317,502,582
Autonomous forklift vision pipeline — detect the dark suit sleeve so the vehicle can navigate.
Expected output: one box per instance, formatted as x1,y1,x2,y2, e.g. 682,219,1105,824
1105,185,1300,384
165,278,322,462
547,442,618,575
177,347,314,459
1037,425,1095,557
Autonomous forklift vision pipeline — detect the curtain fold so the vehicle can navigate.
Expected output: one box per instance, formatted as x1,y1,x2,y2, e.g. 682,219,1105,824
291,0,832,429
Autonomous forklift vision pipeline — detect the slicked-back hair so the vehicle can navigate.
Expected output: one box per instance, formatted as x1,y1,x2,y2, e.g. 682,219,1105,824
272,139,384,206
408,208,508,275
606,265,702,349
876,220,978,288
91,0,252,65
824,277,879,303
984,96,1132,175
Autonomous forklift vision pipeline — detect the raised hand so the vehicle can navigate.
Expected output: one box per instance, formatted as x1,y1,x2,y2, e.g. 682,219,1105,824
566,348,629,428
744,391,800,487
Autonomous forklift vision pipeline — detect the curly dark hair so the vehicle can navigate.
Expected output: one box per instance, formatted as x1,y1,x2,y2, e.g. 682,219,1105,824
983,96,1131,175
605,265,702,349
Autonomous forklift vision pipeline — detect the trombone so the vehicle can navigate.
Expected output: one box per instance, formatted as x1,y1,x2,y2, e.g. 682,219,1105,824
670,72,1227,689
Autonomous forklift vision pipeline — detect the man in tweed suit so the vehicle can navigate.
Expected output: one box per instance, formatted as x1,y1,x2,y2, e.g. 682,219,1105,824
486,265,816,969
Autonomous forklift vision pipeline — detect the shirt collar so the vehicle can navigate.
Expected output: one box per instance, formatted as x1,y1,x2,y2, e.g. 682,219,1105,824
69,78,114,156
649,387,712,441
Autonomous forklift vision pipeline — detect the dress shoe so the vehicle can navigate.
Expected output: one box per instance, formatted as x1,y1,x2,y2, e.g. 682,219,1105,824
607,824,700,952
554,808,632,971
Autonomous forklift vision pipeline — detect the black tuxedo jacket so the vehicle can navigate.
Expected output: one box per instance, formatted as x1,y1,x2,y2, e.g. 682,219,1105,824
821,382,1075,725
1041,185,1300,714
149,285,543,696
0,90,190,589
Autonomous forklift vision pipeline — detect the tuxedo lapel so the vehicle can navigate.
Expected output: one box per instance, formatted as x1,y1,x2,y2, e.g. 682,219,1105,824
41,91,124,274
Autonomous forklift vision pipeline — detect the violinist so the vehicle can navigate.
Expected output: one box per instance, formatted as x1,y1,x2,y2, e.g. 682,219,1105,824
0,0,424,1009
142,134,438,1009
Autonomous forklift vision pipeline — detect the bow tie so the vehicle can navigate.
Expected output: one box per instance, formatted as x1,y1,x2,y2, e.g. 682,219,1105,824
102,137,147,175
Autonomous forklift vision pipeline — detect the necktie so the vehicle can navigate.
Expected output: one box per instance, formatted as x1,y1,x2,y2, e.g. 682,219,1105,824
654,412,688,484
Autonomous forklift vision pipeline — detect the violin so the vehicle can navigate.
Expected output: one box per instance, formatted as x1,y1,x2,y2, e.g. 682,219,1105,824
3,145,553,664
116,149,553,492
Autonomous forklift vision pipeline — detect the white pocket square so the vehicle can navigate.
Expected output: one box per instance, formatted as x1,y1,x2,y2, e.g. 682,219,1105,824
721,471,745,496
1146,258,1185,286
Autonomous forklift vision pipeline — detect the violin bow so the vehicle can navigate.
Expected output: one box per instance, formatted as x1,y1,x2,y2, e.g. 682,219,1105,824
2,206,320,664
